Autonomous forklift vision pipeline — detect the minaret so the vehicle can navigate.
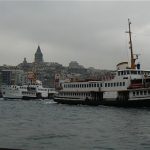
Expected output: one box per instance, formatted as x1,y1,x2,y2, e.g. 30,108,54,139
34,45,43,63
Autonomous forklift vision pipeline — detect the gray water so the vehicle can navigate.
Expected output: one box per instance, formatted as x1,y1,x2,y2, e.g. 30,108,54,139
0,99,150,150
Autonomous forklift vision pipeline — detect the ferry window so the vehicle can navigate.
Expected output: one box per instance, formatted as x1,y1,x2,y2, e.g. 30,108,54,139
133,92,135,96
127,71,130,74
94,83,96,87
124,71,126,75
120,82,122,86
148,91,150,95
121,71,123,75
123,82,125,86
114,83,116,87
140,91,143,95
97,83,99,87
131,71,137,75
137,91,139,95
138,71,141,75
87,84,89,88
108,83,110,87
144,91,147,95
101,83,103,87
111,83,113,87
117,82,119,86
89,84,91,87
105,83,107,87
118,72,121,76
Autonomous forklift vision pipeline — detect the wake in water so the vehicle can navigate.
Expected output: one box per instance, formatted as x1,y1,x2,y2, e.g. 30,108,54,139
43,99,57,104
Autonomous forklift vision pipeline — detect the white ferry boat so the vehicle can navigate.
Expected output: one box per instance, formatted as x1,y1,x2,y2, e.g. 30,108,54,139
2,74,56,100
54,19,150,106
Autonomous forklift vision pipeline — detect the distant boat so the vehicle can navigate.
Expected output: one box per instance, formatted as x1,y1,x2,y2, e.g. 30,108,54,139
1,72,57,100
54,19,150,106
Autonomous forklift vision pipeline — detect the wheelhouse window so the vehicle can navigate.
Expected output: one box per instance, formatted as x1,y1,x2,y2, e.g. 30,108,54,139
138,71,141,75
127,70,130,75
131,71,137,75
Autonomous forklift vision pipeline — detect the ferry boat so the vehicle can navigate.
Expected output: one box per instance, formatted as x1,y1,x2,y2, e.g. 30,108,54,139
54,19,150,106
1,72,57,100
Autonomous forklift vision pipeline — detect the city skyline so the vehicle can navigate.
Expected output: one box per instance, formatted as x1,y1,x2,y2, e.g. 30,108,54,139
0,1,150,69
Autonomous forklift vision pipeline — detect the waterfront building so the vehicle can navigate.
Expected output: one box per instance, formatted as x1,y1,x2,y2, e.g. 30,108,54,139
1,70,26,85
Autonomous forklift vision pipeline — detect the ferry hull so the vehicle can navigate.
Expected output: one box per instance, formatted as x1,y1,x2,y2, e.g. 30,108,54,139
54,97,150,107
54,97,101,106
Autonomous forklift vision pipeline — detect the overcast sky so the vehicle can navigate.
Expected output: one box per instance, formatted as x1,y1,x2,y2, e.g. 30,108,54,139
0,1,150,70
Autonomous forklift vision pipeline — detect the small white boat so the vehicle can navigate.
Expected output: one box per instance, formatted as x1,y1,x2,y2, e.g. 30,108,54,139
2,80,57,100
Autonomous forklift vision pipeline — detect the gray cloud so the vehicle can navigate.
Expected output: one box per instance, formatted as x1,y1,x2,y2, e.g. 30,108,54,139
0,1,150,69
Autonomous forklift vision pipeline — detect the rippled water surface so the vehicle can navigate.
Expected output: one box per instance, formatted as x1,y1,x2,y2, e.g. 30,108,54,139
0,99,150,150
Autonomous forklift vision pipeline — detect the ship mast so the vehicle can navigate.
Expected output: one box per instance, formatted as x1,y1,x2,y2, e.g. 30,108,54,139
126,19,136,69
